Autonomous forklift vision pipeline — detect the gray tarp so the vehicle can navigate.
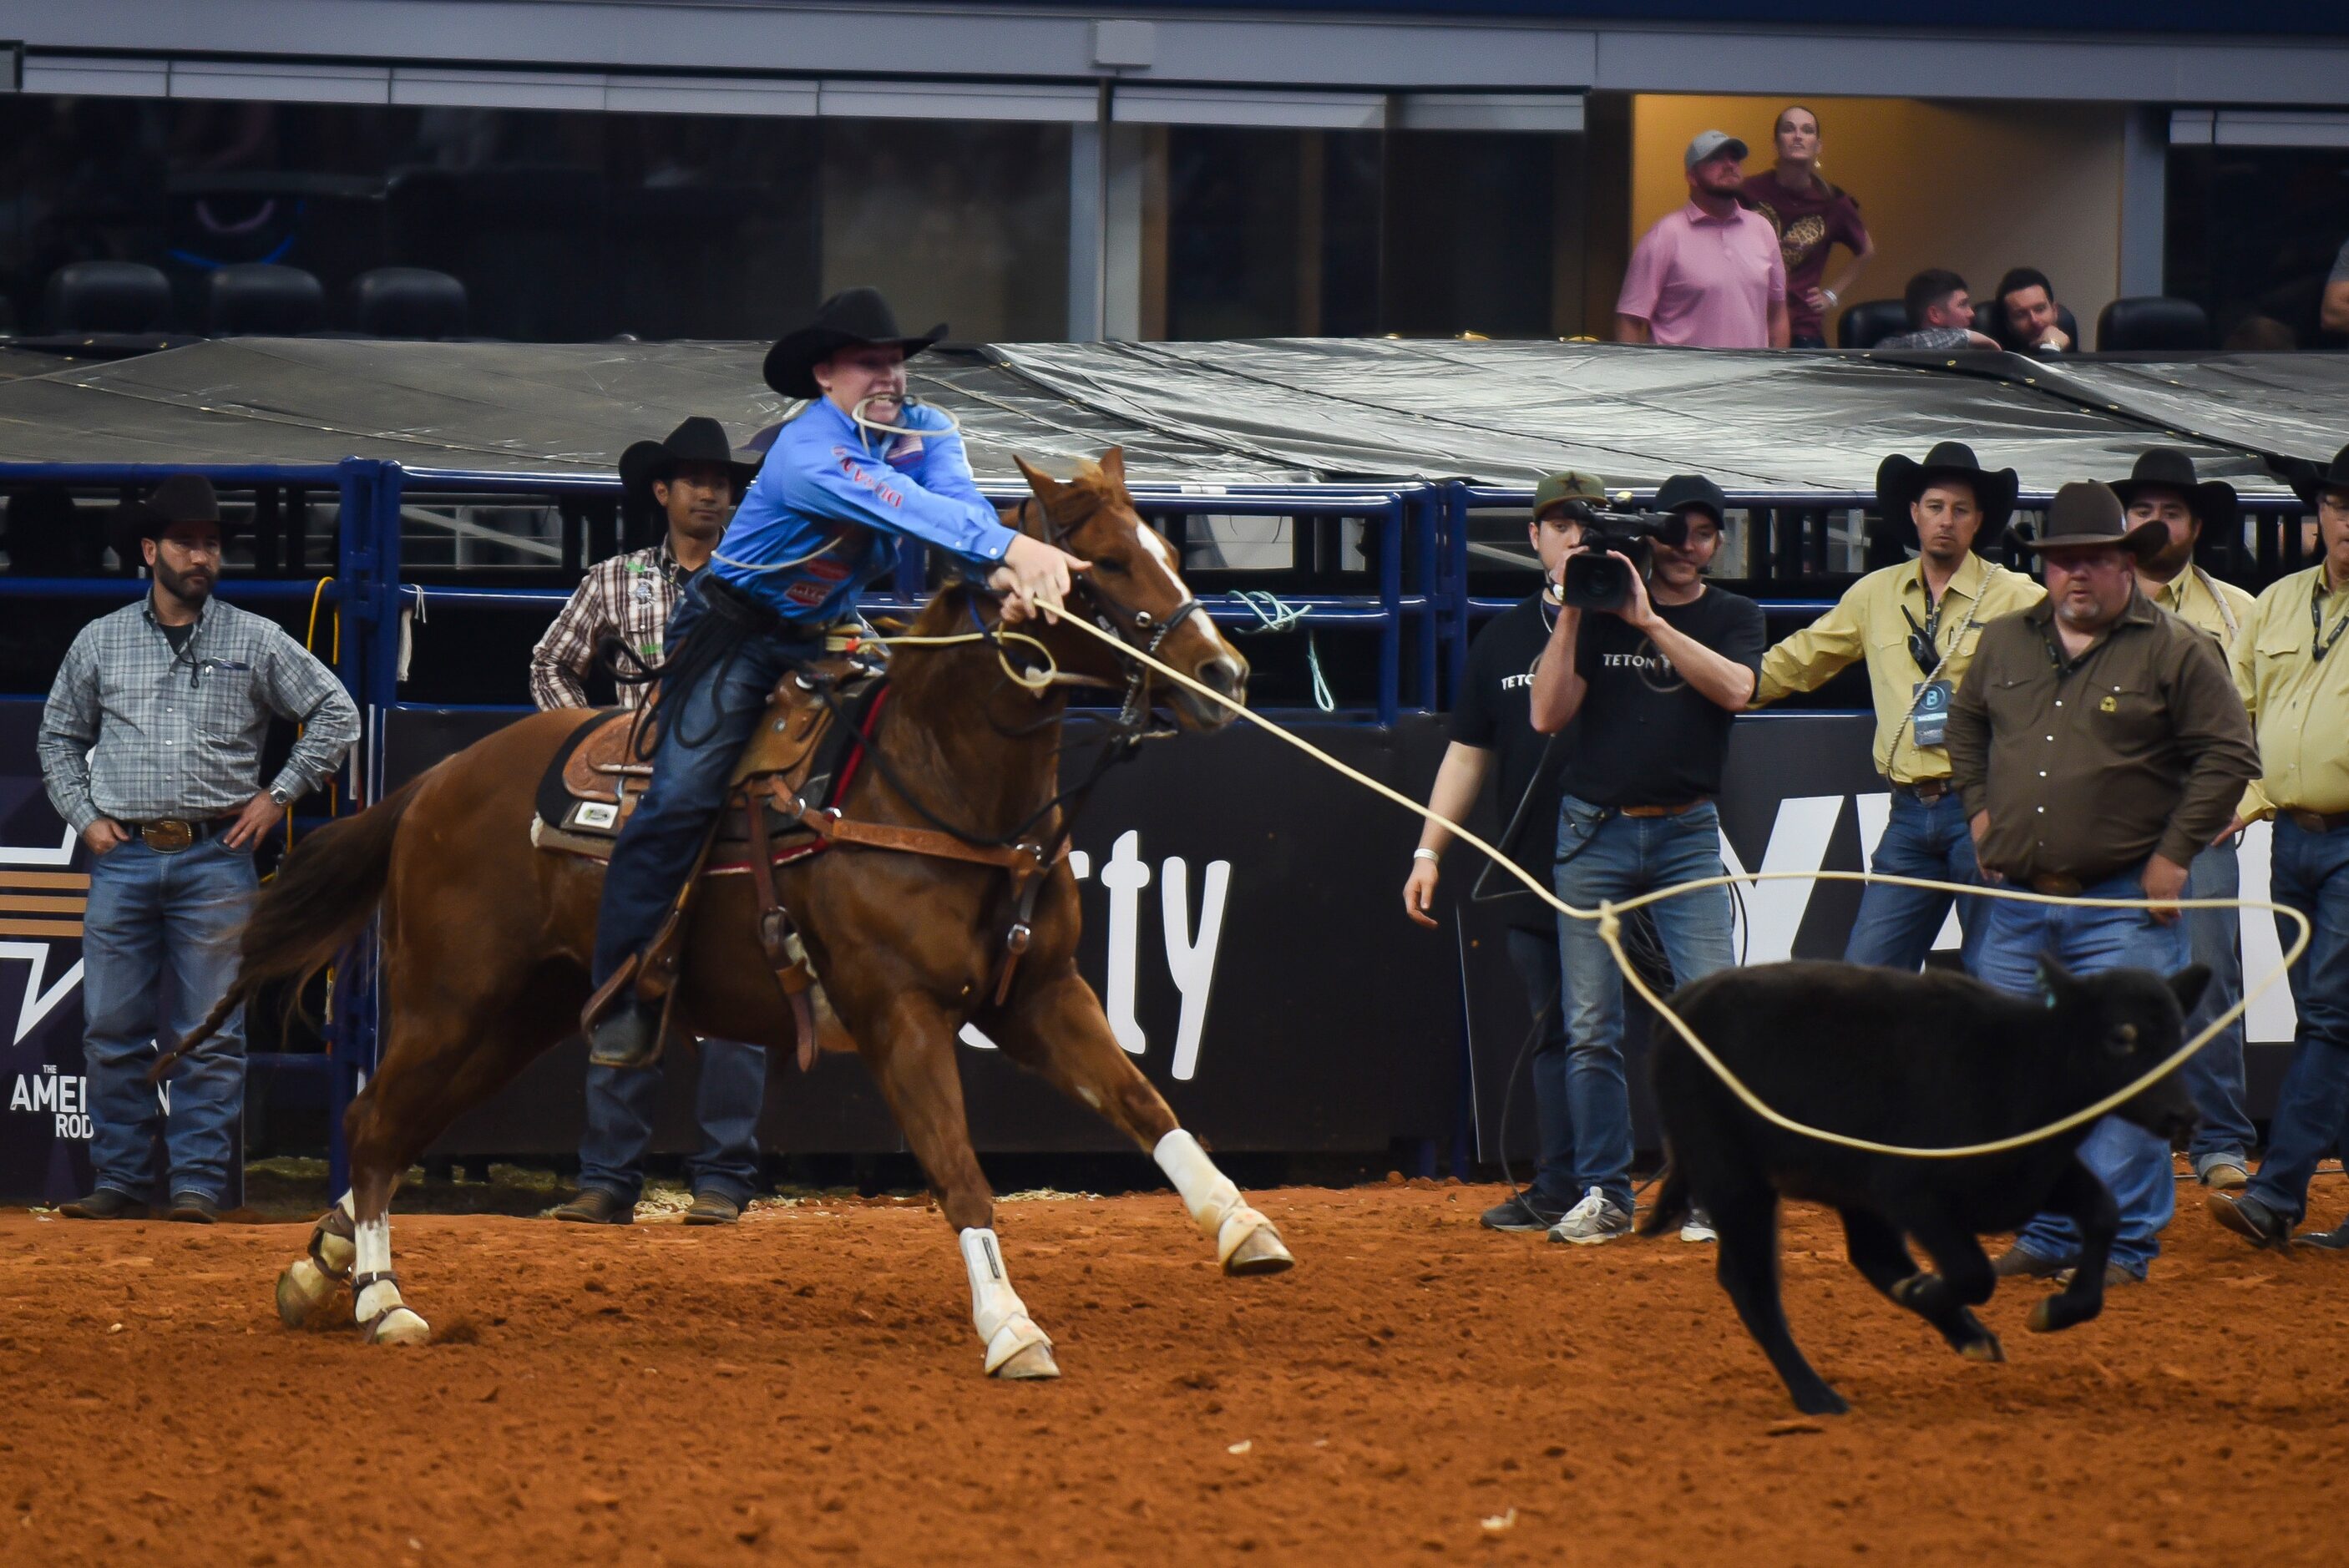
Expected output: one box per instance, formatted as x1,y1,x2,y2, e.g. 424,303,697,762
0,334,2333,494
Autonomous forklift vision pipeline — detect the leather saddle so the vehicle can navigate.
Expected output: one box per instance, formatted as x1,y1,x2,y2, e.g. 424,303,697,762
532,651,886,873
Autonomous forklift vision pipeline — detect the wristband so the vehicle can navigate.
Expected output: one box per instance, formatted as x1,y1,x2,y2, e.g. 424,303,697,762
1412,847,1439,863
1820,288,1839,308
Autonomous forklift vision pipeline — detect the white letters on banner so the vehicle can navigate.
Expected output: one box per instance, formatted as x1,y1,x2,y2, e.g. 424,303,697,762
958,832,1236,1081
1721,794,2296,1043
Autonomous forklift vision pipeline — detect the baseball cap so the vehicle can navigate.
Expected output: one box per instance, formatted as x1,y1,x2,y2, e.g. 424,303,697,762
1654,473,1729,524
1532,471,1607,519
1684,130,1749,170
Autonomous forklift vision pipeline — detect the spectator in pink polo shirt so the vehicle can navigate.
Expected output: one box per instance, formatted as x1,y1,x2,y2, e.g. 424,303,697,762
1617,130,1790,350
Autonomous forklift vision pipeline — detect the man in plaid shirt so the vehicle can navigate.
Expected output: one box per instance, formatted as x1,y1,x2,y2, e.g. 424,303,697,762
531,417,772,1226
38,475,358,1222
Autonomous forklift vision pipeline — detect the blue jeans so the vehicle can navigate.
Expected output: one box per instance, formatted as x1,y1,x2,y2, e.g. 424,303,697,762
80,834,256,1202
1554,797,1738,1214
1844,788,1989,974
578,1039,769,1206
2245,820,2349,1225
2179,840,2255,1168
1503,925,1575,1205
594,574,818,986
1977,865,2192,1278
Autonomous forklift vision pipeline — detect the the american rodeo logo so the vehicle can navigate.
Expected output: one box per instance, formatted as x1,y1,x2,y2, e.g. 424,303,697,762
3,822,94,1157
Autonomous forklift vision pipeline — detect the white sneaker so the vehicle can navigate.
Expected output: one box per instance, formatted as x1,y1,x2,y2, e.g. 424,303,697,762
1678,1207,1719,1244
1547,1186,1633,1246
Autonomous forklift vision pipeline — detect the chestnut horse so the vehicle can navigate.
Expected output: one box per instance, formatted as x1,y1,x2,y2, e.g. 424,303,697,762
181,450,1294,1378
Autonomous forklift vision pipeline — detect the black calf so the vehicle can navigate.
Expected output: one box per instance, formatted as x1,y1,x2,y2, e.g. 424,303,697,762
1642,957,2206,1415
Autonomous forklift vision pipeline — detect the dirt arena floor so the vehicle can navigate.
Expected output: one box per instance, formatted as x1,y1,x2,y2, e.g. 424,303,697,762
3,1180,2344,1565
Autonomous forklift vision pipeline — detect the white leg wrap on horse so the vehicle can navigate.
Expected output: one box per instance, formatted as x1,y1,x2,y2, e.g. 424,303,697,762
316,1191,357,1277
959,1227,1050,1374
350,1216,428,1343
1154,1129,1269,1266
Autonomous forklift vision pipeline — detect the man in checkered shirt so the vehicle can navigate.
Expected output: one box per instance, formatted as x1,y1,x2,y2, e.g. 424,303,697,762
530,417,772,1227
38,475,358,1222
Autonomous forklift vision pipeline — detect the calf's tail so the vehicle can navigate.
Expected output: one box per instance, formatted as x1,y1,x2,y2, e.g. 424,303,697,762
146,773,428,1081
1636,1154,1691,1239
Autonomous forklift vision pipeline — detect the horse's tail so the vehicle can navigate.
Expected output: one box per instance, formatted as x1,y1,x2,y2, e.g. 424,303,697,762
1635,1154,1690,1239
150,773,429,1080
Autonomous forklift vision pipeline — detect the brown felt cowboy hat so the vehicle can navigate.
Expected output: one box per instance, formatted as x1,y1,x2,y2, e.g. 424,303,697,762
2017,481,2165,559
2283,441,2349,511
618,417,762,505
1874,442,2021,550
2109,448,2239,534
109,473,242,555
762,287,947,399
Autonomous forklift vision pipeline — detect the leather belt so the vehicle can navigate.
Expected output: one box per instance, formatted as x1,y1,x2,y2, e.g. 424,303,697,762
128,817,230,852
1617,798,1710,819
2028,874,2084,897
2284,809,2349,835
1892,780,1955,804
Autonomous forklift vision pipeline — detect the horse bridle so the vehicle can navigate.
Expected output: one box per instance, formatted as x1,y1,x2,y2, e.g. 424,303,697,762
1006,494,1207,728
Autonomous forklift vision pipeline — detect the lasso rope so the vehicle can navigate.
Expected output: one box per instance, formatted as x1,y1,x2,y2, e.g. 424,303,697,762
1040,603,2314,1161
1225,589,1334,713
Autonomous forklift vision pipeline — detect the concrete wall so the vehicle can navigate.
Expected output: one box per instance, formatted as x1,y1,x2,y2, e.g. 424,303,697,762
1628,95,2128,346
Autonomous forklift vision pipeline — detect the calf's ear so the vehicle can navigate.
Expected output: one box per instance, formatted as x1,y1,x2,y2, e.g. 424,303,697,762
2166,964,2213,1018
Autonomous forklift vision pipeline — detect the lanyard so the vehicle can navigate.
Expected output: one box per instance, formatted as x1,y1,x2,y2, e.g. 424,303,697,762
2314,581,2349,663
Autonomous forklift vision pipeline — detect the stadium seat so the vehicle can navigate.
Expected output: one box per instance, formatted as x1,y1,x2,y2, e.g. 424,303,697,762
43,260,174,334
351,267,470,339
2095,296,2213,352
207,263,327,336
1835,300,1911,350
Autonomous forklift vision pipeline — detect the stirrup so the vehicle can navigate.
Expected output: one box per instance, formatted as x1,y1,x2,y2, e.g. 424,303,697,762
586,997,665,1070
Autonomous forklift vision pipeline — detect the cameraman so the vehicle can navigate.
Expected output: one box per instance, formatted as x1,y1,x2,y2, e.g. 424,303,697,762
1528,475,1765,1247
1404,472,1601,1233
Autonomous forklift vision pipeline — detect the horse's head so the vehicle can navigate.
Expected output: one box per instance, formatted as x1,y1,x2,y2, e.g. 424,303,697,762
1012,448,1248,731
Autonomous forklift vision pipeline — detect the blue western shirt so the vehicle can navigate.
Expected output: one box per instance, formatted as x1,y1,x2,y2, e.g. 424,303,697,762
713,398,1016,623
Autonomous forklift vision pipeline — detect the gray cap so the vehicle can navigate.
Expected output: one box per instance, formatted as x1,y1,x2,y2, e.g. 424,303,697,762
1684,129,1749,170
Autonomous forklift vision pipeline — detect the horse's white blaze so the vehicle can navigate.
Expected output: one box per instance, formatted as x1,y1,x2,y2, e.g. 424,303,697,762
1148,531,1242,663
959,1226,1052,1375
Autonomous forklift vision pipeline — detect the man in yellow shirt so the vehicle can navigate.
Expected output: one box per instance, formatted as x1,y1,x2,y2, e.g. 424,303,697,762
2210,441,2349,1252
2119,448,2260,1191
1754,442,2042,971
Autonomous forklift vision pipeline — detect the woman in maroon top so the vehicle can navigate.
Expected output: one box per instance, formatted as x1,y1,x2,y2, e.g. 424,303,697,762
1739,105,1873,347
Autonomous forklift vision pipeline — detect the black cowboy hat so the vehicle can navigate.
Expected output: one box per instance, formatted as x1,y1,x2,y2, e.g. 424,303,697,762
1873,442,2020,560
2018,481,2165,559
2284,441,2349,511
109,473,240,556
2109,447,2238,534
618,417,762,503
762,287,947,399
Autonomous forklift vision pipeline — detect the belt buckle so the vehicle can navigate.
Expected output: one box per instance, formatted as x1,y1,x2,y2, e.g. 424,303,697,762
141,820,195,853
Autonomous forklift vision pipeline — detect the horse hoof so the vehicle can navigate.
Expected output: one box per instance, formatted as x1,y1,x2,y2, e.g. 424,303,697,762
1221,1216,1296,1277
2027,1299,2058,1333
1960,1334,2006,1363
367,1307,432,1347
276,1259,341,1328
992,1340,1061,1380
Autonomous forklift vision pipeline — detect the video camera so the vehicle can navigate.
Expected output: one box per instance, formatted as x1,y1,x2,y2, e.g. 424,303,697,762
1558,504,1689,612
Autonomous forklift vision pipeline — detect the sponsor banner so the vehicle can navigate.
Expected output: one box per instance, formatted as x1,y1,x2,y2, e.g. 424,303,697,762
0,701,97,1204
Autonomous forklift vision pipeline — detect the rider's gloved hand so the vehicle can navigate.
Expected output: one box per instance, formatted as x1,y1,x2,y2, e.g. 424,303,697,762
991,533,1089,624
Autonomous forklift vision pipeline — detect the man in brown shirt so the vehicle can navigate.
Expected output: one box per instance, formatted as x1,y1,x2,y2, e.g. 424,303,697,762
1947,481,2260,1284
